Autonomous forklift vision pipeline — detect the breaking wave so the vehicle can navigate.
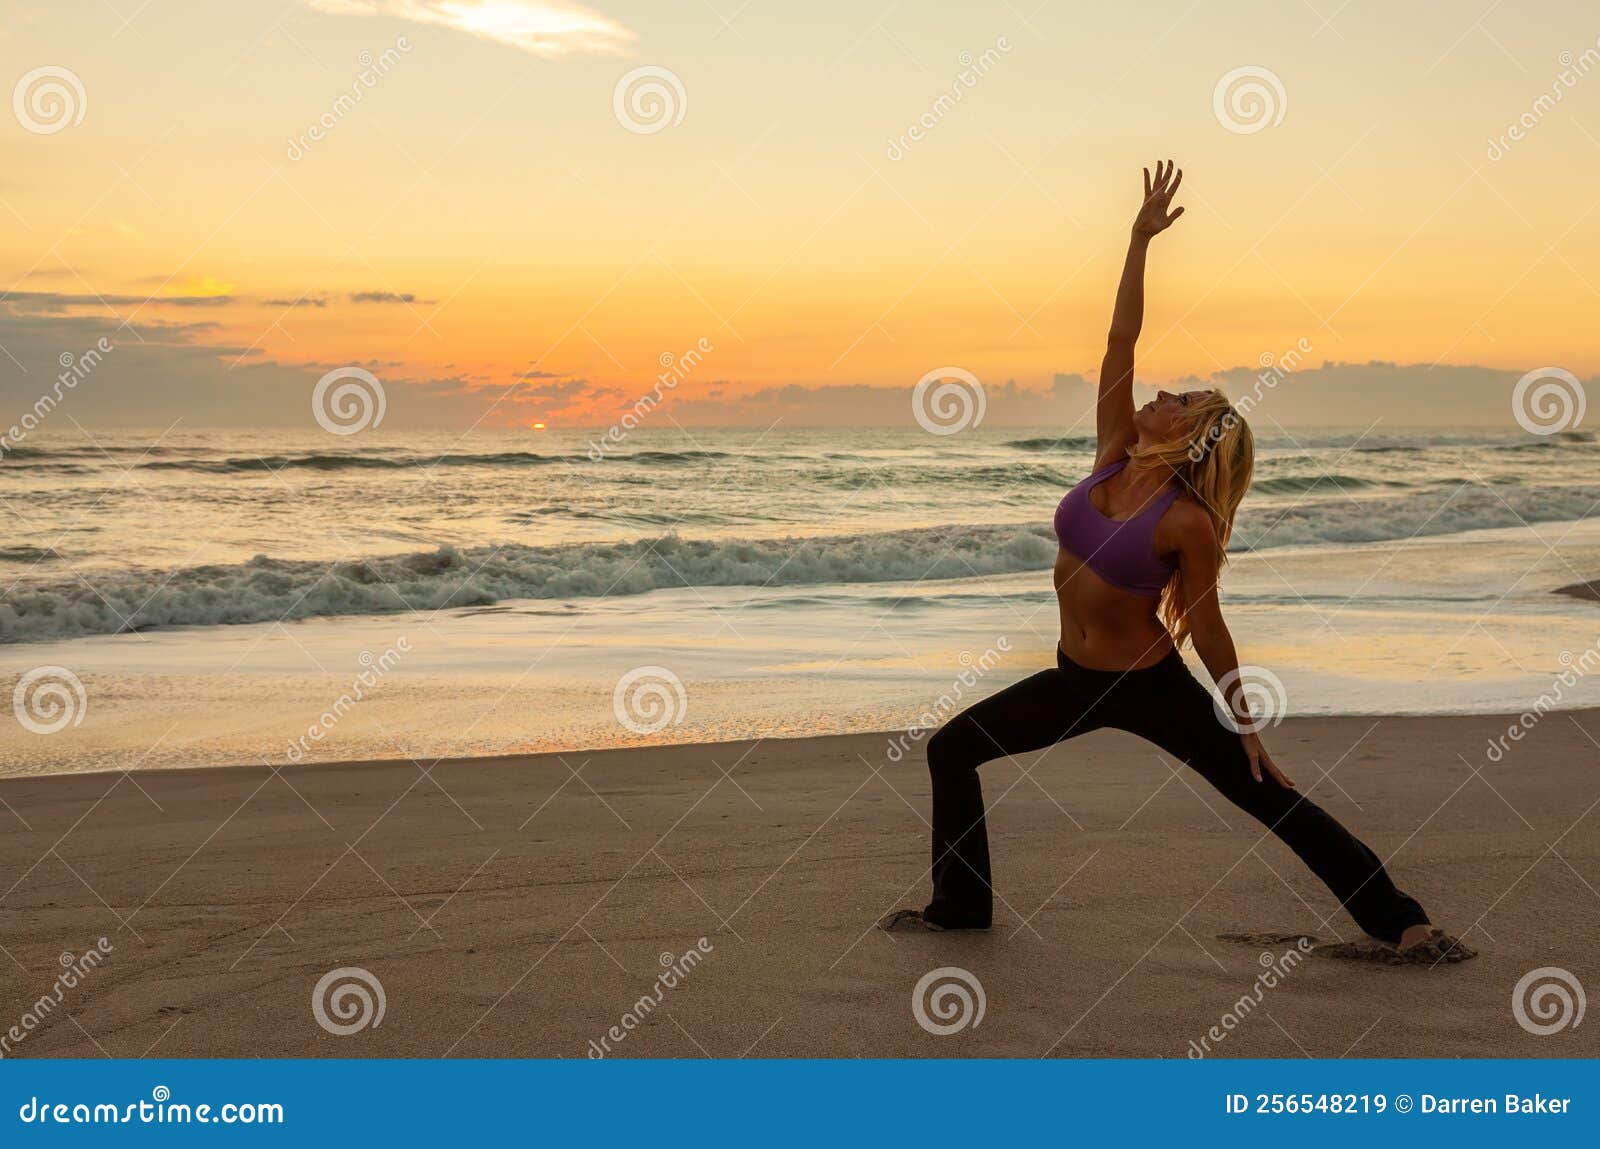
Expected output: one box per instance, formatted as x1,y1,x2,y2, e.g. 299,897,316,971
4,477,1598,642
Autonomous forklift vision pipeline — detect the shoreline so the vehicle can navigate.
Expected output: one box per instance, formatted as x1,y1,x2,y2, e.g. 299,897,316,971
1,709,1595,1058
3,702,1599,784
7,516,1600,779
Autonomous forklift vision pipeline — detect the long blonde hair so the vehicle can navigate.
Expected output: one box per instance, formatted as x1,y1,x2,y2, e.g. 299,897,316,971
1125,389,1254,648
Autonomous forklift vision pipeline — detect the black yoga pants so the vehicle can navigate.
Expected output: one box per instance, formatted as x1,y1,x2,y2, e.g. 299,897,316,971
922,645,1430,944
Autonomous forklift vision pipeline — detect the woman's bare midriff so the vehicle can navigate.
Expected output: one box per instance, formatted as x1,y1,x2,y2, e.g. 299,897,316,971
1053,547,1175,671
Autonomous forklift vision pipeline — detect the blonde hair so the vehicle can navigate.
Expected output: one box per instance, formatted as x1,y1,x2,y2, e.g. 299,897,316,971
1125,389,1254,648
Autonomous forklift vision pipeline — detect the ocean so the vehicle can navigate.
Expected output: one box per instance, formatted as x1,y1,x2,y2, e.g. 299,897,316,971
2,424,1598,775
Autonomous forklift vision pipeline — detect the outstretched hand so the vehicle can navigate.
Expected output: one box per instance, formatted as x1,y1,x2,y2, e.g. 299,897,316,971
1133,159,1184,238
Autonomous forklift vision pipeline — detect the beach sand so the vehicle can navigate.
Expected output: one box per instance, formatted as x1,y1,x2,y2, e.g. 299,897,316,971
1,710,1596,1059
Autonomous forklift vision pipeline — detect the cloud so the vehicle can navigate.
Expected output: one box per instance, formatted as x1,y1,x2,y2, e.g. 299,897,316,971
0,312,519,429
521,378,587,401
301,0,635,57
348,290,428,304
0,307,1569,436
1195,359,1528,427
405,374,479,398
7,266,87,283
593,362,1565,431
1,291,235,311
264,296,329,307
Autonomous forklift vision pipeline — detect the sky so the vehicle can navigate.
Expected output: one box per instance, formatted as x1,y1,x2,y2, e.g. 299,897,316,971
2,0,1599,430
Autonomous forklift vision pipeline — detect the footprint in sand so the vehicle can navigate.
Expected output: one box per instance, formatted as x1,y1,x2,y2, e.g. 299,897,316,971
1217,930,1477,965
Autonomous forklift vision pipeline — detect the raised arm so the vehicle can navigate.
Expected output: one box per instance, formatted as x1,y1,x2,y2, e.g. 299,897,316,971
1096,160,1184,467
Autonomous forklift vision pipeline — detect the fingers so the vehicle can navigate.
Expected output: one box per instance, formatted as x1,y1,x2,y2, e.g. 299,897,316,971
1149,161,1181,192
1244,733,1291,786
1262,753,1295,789
1142,160,1184,213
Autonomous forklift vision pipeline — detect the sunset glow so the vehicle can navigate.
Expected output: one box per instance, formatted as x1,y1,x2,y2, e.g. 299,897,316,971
4,1,1598,428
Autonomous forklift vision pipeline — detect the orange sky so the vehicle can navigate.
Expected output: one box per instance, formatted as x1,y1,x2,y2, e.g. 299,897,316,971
3,0,1599,427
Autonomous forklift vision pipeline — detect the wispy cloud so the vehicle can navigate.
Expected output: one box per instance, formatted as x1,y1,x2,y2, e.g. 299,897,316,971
302,0,635,57
349,290,428,304
1,291,235,311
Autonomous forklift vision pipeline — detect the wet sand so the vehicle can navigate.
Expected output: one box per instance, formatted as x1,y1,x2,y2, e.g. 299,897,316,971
1,710,1596,1059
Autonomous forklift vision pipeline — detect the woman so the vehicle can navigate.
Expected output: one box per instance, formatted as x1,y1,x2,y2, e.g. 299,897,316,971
886,161,1471,963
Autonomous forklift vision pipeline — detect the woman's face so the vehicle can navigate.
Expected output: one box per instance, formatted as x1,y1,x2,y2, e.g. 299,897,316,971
1134,389,1208,441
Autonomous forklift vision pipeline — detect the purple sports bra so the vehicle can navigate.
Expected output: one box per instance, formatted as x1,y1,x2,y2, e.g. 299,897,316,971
1053,458,1180,596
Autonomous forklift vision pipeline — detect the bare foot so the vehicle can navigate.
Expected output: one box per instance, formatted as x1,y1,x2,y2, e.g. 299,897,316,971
1397,924,1435,950
1397,925,1477,964
878,908,945,933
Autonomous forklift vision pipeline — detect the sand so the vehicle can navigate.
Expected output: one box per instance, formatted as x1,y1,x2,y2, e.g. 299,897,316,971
1,709,1596,1059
